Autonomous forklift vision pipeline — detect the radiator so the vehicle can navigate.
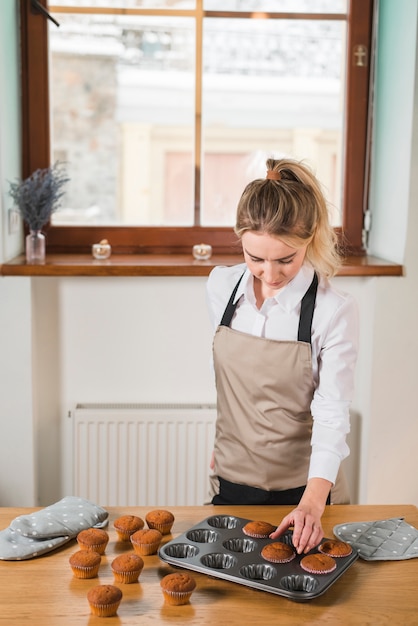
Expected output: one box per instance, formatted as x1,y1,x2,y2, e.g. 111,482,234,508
72,403,217,507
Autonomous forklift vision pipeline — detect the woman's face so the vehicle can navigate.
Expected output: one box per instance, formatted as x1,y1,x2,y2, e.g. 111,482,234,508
241,231,307,297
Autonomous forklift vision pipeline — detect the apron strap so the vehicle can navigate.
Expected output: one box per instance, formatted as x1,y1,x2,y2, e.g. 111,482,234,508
219,272,245,327
220,270,318,345
297,272,318,343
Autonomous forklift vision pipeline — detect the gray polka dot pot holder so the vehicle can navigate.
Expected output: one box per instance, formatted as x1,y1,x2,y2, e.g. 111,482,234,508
333,517,418,561
0,496,108,560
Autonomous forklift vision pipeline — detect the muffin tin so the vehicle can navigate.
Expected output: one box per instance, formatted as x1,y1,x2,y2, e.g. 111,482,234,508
158,515,358,601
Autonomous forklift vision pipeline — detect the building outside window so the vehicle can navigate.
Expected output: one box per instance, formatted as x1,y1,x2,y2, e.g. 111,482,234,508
20,0,374,254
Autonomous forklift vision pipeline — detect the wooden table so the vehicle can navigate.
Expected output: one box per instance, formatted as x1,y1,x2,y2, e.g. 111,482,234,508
0,504,417,625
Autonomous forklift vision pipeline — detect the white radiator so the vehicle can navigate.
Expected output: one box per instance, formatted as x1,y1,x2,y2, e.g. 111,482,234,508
72,403,216,507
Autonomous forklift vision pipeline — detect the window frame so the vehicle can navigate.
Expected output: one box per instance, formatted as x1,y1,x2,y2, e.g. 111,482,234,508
19,0,375,256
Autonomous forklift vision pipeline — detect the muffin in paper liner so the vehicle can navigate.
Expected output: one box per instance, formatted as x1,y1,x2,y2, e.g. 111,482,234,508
261,541,296,564
130,528,163,556
300,553,337,574
160,572,196,605
242,520,276,538
77,528,109,555
318,539,353,558
69,549,101,579
111,553,144,583
113,515,144,542
145,510,175,535
87,584,122,617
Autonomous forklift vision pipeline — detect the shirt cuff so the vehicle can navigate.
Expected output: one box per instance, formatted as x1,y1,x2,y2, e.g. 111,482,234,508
308,450,342,485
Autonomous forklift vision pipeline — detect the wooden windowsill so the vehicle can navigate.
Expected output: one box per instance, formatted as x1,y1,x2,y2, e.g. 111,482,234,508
0,253,403,277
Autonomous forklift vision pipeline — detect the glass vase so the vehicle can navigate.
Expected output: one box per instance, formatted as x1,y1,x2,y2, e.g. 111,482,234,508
26,229,46,264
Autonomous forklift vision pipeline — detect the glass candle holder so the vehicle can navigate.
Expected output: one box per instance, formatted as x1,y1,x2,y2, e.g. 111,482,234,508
193,243,212,260
92,239,111,260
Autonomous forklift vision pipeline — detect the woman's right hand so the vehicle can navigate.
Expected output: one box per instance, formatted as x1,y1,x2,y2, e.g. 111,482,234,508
210,451,215,470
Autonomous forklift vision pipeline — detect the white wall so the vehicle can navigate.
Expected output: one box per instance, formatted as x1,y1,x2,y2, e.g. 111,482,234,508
364,0,418,505
368,1,417,263
31,275,372,505
0,278,36,505
1,0,418,507
0,0,36,505
0,0,22,261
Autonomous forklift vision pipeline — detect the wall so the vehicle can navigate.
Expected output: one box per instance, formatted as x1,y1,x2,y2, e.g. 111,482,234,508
0,0,36,505
30,275,373,505
365,0,418,505
1,0,418,508
368,1,416,263
0,0,22,261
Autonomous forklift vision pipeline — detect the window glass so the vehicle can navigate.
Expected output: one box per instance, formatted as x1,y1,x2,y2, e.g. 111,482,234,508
50,6,345,227
49,13,195,225
203,1,347,13
25,0,372,253
201,17,345,226
51,1,195,8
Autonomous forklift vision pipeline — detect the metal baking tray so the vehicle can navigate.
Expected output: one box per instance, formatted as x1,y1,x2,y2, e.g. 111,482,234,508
158,515,358,601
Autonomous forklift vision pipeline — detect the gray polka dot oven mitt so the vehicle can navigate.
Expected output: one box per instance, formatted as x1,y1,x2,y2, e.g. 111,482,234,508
0,496,108,560
333,517,418,561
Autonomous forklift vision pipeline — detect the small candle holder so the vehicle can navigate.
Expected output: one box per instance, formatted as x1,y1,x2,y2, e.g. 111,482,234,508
92,239,111,260
193,243,212,261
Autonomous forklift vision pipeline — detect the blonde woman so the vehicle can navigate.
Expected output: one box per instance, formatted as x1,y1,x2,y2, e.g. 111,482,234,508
207,158,358,555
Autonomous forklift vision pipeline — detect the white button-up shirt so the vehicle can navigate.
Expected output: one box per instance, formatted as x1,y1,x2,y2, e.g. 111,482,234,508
206,262,359,485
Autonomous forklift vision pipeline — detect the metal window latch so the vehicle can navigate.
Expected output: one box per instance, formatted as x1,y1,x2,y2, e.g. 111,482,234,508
354,44,367,67
362,209,372,250
363,209,372,233
30,0,60,27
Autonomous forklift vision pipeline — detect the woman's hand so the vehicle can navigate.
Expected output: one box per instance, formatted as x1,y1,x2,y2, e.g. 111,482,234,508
210,451,215,471
269,478,332,554
270,505,324,554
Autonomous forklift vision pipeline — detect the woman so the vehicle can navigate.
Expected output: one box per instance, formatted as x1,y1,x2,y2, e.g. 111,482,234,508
206,158,358,555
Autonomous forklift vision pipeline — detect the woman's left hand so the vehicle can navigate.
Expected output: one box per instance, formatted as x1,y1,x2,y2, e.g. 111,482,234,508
269,477,332,554
269,506,324,554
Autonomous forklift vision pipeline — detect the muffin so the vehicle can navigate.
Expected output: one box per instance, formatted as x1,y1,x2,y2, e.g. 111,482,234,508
242,520,277,538
300,553,337,574
77,528,109,555
145,509,175,535
111,553,144,584
87,584,123,617
160,572,196,606
69,549,101,579
130,528,163,556
318,539,353,557
114,515,145,541
261,541,296,564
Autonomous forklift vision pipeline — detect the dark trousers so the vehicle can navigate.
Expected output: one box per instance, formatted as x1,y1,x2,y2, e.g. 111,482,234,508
212,477,331,506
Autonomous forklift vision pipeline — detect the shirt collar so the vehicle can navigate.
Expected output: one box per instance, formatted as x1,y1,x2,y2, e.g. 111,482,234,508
233,264,316,311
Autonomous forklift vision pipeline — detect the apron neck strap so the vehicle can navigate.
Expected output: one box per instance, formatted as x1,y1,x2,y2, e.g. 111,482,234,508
220,271,318,345
220,272,245,327
297,272,318,343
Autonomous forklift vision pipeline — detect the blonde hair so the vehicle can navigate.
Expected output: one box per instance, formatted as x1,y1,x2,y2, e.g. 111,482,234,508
235,158,341,278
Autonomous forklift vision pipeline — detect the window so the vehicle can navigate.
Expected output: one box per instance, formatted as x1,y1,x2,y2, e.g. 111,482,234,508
20,0,375,255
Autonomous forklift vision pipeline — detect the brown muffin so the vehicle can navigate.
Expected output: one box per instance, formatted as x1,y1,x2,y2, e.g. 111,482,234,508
318,539,353,557
261,541,296,564
130,528,163,556
160,572,196,606
69,549,101,579
87,584,123,617
242,520,277,538
300,553,337,574
77,528,109,555
114,515,145,541
145,509,175,535
111,553,144,584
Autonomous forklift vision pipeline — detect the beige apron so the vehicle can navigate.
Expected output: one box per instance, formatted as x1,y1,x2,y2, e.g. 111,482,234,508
209,273,349,504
